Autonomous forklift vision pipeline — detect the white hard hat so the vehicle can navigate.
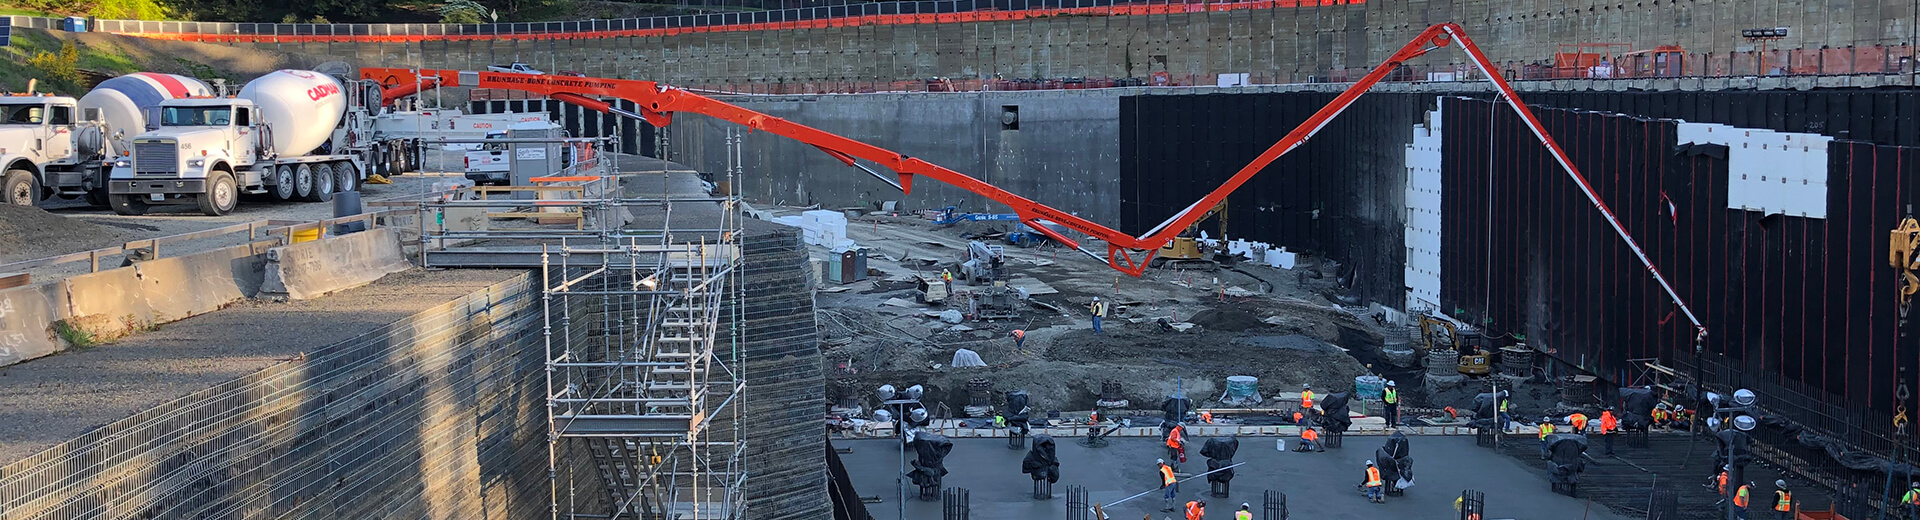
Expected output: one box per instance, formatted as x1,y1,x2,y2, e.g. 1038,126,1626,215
1365,460,1375,465
1157,458,1166,465
1386,380,1396,387
1092,296,1101,301
1775,480,1786,487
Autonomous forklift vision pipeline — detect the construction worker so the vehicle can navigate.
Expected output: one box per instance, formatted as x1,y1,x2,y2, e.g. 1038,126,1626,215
1713,469,1728,495
1200,410,1214,424
1537,417,1556,457
1300,383,1316,423
1158,459,1178,511
1361,460,1385,503
1733,481,1752,520
1903,481,1920,519
1166,423,1187,463
1498,390,1513,432
940,268,954,288
1184,500,1206,520
1771,479,1792,520
1382,380,1400,426
1236,503,1252,520
1011,329,1026,350
1089,297,1107,334
993,413,1006,429
1567,411,1590,433
1599,407,1618,456
1298,426,1325,452
1653,403,1674,430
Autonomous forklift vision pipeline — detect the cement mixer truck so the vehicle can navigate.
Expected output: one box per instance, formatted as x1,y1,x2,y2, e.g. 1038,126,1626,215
109,69,419,215
1,73,213,206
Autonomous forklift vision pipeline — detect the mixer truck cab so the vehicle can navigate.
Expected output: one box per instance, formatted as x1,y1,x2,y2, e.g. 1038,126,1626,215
112,69,407,216
0,94,109,206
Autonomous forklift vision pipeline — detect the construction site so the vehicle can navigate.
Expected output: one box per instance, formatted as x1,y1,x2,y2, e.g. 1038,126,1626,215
0,1,1918,519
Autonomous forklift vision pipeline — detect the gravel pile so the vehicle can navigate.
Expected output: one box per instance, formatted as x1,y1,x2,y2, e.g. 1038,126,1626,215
0,204,132,264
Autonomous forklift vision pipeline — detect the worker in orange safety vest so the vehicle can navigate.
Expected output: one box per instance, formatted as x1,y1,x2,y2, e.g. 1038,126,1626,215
1011,329,1025,350
1714,470,1728,495
1200,410,1214,424
1166,423,1187,462
1733,481,1752,520
1771,479,1792,520
1598,408,1619,456
1298,426,1325,452
1184,500,1206,520
1158,459,1178,512
1360,460,1385,503
1567,412,1590,433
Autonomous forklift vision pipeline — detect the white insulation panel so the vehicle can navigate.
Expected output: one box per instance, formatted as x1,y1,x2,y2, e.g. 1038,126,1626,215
1404,105,1444,312
1679,122,1830,219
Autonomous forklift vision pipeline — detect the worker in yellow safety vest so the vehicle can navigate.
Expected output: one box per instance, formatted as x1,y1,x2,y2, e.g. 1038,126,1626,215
1235,503,1252,520
1733,482,1752,520
1498,390,1512,432
1903,481,1920,519
1158,459,1178,512
1537,417,1556,458
1771,479,1792,519
1653,403,1674,430
1382,380,1400,427
1361,460,1385,503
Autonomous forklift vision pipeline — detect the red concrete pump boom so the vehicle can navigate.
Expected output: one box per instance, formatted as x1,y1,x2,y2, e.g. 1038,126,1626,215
361,23,1707,338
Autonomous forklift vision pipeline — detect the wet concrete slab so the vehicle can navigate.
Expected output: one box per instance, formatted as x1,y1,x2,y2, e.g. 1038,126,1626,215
842,436,1636,520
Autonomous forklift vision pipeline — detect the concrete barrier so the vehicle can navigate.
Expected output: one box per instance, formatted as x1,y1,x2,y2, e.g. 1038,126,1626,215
0,283,69,366
261,228,413,300
0,241,271,368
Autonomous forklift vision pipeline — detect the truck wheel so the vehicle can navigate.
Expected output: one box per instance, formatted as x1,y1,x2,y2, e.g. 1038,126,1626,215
84,188,108,207
4,169,37,206
311,163,336,203
373,145,389,177
293,163,315,201
272,165,297,201
109,194,148,216
335,161,358,193
197,171,239,216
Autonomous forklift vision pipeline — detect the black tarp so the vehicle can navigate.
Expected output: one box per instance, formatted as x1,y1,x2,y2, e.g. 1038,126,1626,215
1319,392,1353,432
1545,434,1588,484
1620,387,1656,430
908,433,953,487
1022,434,1060,483
1375,431,1415,487
1715,429,1754,470
1006,391,1031,435
1202,437,1239,485
1160,395,1193,430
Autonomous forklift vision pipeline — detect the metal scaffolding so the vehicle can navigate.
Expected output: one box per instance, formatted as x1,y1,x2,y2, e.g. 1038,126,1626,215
399,129,745,519
536,130,745,520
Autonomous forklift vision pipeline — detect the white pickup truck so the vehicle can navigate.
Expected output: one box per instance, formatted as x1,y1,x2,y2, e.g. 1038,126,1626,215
463,131,509,185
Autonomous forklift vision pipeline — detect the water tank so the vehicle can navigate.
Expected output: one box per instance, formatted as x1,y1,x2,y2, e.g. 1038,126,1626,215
79,73,214,153
237,70,346,157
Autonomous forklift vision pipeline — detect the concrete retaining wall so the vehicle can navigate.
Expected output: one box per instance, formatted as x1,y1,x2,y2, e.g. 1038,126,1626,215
214,1,1920,87
0,273,593,520
0,241,272,368
262,228,414,300
673,91,1120,223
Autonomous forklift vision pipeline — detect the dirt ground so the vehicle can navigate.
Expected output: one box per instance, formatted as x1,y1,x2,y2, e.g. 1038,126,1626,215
804,212,1395,419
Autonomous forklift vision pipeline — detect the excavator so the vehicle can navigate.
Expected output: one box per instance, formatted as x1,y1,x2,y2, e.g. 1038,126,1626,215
361,22,1709,341
1150,200,1228,270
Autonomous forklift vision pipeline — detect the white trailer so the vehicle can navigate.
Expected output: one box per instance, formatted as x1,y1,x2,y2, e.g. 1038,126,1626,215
109,70,419,215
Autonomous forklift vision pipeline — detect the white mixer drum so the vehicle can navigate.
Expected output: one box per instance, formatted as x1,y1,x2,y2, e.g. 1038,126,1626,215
78,72,213,151
238,70,346,157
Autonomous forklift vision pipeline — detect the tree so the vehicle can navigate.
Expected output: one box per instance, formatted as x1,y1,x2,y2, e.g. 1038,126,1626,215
27,40,82,85
438,0,496,24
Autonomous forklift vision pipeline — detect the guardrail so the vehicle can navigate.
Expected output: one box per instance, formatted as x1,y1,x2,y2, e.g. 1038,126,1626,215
4,0,1351,43
0,209,412,275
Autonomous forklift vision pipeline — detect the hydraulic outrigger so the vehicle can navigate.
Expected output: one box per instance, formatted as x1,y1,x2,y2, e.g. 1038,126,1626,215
362,22,1708,339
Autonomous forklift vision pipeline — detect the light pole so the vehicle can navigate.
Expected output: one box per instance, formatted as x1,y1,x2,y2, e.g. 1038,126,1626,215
878,383,923,520
1741,28,1789,76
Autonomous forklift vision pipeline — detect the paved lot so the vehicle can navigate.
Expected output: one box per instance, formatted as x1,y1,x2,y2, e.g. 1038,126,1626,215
842,436,1635,520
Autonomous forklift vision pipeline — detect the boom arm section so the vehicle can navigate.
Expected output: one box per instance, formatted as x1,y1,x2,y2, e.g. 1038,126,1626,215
361,22,1706,337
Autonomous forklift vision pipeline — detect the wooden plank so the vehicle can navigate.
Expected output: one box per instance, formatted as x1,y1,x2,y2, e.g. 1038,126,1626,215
0,272,27,290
